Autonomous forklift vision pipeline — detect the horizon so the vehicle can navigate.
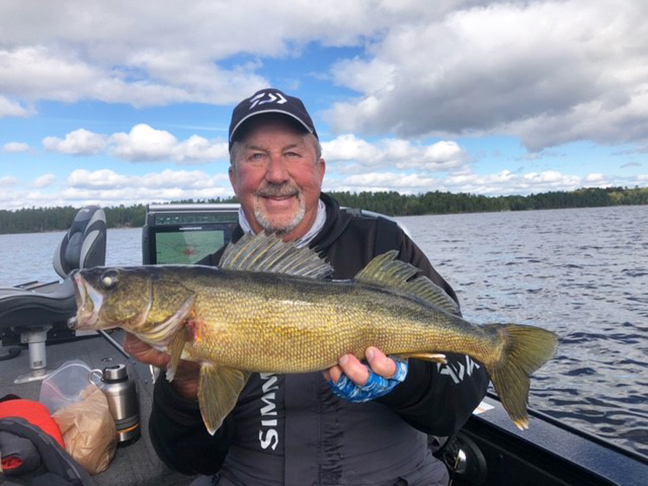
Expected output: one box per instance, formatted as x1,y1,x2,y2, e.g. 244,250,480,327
2,185,642,214
1,1,647,210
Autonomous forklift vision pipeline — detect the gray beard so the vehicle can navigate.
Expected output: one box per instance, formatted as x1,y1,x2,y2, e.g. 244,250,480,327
254,196,306,236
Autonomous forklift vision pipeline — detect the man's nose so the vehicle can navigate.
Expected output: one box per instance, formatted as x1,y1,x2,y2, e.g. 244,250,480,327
265,156,289,183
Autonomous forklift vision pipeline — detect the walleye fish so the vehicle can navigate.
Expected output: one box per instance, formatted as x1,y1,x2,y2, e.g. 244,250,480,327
69,234,558,434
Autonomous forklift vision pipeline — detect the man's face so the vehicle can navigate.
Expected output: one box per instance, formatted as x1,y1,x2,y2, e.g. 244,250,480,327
229,116,325,241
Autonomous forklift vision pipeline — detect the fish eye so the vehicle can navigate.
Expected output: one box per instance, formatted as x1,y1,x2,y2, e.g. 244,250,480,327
100,270,120,289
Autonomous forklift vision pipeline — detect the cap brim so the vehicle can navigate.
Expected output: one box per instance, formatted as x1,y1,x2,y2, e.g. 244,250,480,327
229,109,314,143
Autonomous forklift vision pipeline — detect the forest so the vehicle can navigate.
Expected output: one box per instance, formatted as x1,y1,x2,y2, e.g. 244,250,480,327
0,186,646,235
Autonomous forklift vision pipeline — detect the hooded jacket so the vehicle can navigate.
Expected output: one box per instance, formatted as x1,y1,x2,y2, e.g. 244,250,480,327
149,193,489,486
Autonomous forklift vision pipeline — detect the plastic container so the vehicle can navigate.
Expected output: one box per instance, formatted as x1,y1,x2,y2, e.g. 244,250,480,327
39,360,92,414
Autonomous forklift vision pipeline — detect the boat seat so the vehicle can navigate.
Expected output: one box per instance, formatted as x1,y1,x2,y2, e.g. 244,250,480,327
0,206,106,383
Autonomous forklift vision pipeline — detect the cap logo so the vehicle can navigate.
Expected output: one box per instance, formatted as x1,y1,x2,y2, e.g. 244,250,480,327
249,91,287,110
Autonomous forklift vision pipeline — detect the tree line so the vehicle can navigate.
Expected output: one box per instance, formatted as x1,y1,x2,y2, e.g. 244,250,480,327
0,186,646,235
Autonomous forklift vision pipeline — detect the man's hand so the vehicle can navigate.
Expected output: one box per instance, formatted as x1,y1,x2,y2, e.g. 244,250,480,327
323,347,395,384
323,347,408,402
123,332,201,400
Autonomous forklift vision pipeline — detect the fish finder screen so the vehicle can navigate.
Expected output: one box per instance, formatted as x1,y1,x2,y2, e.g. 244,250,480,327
155,227,226,264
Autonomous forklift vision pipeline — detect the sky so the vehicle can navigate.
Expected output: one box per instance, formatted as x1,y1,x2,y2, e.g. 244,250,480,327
1,0,647,210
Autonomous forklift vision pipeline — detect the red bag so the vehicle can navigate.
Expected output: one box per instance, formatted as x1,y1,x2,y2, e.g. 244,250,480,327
0,397,65,474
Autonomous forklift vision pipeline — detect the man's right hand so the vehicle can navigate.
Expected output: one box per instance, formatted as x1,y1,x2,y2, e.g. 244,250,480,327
123,332,201,400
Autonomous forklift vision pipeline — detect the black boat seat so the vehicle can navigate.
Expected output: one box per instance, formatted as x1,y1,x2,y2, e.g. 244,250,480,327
53,205,107,279
0,206,106,383
0,279,76,328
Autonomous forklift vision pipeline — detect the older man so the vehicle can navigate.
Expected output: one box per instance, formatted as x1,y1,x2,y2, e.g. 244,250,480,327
126,88,489,486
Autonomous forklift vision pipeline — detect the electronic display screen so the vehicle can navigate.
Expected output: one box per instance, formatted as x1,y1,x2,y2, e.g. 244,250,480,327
153,226,230,264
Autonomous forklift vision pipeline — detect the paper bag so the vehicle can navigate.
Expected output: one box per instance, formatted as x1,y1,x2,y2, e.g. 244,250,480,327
52,383,118,475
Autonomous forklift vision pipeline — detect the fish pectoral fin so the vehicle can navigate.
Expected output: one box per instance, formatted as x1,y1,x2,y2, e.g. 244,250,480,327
395,352,447,364
165,328,190,382
198,364,251,436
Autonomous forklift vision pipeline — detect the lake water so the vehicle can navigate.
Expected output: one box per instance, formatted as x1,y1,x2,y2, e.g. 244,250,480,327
1,205,647,456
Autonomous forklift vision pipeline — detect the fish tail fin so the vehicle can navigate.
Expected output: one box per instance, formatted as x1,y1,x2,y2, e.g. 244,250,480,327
483,324,559,430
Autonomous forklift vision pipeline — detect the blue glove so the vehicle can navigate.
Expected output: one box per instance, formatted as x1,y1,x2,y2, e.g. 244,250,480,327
328,358,408,402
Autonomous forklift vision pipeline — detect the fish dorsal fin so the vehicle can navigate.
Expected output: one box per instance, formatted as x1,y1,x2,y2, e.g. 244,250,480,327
219,233,333,279
355,251,461,316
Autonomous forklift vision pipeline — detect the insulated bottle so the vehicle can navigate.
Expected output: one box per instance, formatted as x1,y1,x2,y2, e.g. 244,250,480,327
91,364,140,444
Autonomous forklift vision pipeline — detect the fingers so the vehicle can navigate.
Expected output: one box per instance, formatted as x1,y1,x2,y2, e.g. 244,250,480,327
123,332,200,400
123,332,170,368
170,361,201,400
365,347,397,379
322,347,398,386
337,354,370,385
322,367,335,382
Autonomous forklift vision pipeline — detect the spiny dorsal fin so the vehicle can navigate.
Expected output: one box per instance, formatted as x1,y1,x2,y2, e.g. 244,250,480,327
219,233,333,279
355,251,461,316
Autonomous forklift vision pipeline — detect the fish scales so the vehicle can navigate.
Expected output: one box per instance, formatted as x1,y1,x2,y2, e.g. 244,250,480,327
170,270,494,373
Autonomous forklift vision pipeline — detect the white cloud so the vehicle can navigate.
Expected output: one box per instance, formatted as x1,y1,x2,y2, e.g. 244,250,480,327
0,176,19,187
329,172,439,193
3,142,29,153
0,44,266,108
67,169,133,189
322,135,381,162
43,128,108,155
171,135,228,164
0,167,231,210
326,168,602,196
57,168,232,207
0,96,32,118
322,135,468,172
109,124,178,162
32,174,56,188
41,124,228,164
585,173,606,183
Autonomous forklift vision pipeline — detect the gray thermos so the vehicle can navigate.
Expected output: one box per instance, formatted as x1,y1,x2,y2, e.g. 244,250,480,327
92,364,140,444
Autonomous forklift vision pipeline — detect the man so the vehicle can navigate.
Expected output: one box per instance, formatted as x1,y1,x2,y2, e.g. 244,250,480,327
125,88,489,486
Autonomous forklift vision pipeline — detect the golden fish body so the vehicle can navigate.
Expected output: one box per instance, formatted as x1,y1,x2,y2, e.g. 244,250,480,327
174,270,489,373
69,234,558,435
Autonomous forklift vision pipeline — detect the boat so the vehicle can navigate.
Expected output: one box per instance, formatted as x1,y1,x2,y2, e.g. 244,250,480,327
1,204,647,486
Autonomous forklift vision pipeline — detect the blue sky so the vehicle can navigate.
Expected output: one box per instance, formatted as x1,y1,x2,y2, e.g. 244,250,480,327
1,0,647,210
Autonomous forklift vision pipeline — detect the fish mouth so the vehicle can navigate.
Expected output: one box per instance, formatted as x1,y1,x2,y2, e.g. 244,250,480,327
68,271,103,330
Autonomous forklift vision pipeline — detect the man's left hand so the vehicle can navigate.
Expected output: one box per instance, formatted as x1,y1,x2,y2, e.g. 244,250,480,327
323,347,408,402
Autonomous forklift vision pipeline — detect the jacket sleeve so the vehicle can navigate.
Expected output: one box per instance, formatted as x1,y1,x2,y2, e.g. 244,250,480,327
376,232,490,437
149,377,235,475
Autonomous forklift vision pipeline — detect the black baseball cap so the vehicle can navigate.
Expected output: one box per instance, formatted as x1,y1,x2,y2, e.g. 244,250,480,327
228,88,318,150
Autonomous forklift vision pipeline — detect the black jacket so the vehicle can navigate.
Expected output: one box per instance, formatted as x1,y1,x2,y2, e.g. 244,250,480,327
149,193,489,485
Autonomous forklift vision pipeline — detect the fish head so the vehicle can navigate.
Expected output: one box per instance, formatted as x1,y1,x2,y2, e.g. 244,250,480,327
68,266,195,342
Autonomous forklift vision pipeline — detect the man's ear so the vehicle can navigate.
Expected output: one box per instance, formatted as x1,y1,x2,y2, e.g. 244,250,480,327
318,158,326,181
228,164,236,185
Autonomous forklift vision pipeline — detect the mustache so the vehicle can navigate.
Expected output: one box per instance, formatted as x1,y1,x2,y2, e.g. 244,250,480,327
256,183,300,198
